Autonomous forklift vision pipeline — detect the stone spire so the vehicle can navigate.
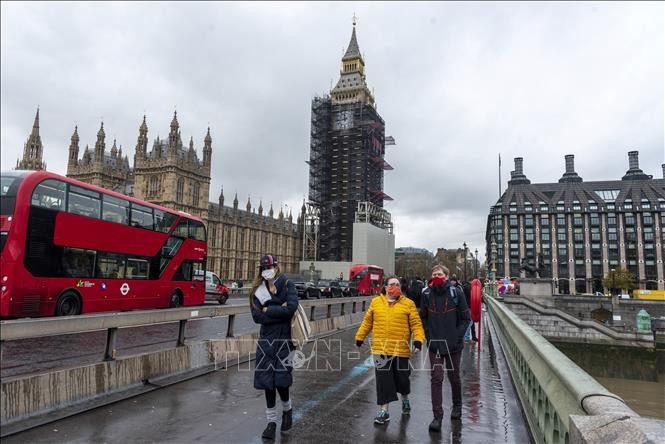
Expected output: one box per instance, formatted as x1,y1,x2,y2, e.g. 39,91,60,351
233,192,238,210
218,187,225,207
82,144,91,164
203,127,212,169
68,126,79,163
16,107,46,170
258,200,263,216
269,203,274,218
246,196,252,212
110,139,118,157
331,16,374,106
168,110,180,157
94,122,106,164
188,136,196,162
135,115,148,160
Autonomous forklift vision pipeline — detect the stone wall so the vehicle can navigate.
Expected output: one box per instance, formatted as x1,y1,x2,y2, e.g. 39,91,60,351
503,299,652,347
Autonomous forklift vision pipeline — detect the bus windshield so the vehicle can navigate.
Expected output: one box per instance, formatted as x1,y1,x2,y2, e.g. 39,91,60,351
1,172,26,215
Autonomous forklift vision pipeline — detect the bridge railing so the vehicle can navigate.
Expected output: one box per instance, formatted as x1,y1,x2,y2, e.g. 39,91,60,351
484,294,633,444
0,296,372,362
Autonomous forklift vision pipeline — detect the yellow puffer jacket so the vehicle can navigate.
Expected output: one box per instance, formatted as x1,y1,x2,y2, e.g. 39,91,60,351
355,294,426,358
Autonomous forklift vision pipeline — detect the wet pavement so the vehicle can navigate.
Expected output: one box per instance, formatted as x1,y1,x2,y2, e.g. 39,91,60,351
1,300,344,378
3,313,530,443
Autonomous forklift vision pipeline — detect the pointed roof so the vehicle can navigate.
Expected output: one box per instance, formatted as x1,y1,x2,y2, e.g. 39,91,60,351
71,125,79,143
140,114,148,132
204,126,212,145
342,25,362,62
32,107,40,132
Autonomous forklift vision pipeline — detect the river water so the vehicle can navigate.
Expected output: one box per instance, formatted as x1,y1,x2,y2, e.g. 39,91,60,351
552,341,665,419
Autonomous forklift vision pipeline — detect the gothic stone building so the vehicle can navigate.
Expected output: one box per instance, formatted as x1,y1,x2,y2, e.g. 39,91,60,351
15,109,46,171
16,108,302,282
485,152,665,293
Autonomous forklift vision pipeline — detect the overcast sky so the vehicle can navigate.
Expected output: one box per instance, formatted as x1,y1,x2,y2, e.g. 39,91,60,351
2,2,663,261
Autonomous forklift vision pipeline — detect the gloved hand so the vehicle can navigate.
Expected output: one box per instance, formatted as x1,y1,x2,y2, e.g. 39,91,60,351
413,341,422,353
356,340,363,348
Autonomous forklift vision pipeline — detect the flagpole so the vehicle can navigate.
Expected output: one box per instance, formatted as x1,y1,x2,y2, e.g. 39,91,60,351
498,154,502,199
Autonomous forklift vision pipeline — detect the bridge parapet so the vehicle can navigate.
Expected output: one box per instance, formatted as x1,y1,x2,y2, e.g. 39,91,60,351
485,295,660,444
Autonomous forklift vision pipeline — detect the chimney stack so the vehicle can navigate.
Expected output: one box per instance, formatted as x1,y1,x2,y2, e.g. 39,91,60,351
565,155,574,174
508,157,530,185
559,154,583,183
628,151,639,170
515,157,524,175
622,150,650,181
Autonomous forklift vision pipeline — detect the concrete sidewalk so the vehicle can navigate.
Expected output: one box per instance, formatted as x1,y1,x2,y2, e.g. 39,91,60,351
4,314,530,443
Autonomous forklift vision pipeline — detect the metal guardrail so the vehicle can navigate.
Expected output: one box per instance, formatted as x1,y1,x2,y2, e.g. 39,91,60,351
0,296,372,361
485,295,627,444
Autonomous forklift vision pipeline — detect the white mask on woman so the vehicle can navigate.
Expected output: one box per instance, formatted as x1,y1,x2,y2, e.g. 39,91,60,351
261,268,276,280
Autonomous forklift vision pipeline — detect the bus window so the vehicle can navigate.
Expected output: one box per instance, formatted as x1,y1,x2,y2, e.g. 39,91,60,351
154,209,177,233
130,203,154,230
67,185,100,219
62,247,96,278
126,258,149,280
1,173,25,215
102,194,129,224
173,260,205,281
96,252,126,279
189,220,206,241
173,220,188,238
32,179,66,211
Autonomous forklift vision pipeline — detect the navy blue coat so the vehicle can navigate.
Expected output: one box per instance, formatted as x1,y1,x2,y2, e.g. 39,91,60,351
250,275,298,390
419,282,471,355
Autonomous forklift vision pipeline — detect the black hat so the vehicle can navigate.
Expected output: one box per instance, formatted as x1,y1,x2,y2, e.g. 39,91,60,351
260,255,278,269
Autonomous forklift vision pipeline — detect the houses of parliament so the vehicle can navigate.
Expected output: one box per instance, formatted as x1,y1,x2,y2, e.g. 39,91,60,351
15,108,304,282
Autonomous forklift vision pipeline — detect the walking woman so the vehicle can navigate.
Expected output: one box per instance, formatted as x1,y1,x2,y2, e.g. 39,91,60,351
250,254,298,440
355,276,426,425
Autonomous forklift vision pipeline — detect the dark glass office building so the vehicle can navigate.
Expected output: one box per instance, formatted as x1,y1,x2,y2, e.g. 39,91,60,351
486,152,664,293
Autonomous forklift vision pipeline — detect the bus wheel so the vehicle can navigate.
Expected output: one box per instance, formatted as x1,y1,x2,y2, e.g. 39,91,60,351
55,291,81,316
169,291,182,308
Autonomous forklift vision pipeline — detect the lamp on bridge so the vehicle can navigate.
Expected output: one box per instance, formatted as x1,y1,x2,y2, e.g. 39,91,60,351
611,268,616,296
474,248,478,279
463,241,468,282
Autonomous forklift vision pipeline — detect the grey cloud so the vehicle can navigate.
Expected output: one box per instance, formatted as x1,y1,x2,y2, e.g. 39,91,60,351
1,2,663,259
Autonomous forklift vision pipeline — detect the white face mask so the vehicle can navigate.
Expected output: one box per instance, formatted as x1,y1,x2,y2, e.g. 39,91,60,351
261,268,276,280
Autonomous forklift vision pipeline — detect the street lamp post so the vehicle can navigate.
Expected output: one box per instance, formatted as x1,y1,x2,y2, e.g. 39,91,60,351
611,268,616,296
463,242,468,282
474,248,478,279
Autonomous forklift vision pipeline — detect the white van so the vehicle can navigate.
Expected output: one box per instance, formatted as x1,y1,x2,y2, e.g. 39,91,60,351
195,271,229,304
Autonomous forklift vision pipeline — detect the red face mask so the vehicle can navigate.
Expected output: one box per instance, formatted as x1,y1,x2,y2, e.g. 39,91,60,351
387,286,401,298
431,276,447,287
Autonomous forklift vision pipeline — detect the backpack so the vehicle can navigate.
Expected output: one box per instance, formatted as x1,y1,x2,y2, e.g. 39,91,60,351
422,285,461,310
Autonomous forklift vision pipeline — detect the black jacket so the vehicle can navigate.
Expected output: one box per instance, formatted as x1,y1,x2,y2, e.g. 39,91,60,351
250,274,298,390
419,282,471,355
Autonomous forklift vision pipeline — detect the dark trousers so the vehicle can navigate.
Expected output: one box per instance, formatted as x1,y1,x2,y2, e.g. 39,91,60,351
265,386,289,408
374,355,411,405
429,349,462,418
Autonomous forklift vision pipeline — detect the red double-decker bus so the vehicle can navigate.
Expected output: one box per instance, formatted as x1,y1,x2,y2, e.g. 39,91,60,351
349,264,384,296
0,170,207,318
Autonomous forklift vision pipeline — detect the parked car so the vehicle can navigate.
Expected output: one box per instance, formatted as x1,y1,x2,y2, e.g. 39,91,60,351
196,271,229,305
317,280,334,298
337,280,358,297
294,281,318,299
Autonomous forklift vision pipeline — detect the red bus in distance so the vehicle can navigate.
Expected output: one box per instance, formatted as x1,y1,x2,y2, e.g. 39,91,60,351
0,170,207,318
349,264,384,296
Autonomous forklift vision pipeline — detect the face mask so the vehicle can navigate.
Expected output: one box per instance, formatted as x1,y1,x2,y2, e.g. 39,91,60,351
431,276,447,287
261,268,276,280
387,286,401,298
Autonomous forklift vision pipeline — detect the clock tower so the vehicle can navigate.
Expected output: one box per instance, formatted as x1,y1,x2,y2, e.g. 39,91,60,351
306,18,393,262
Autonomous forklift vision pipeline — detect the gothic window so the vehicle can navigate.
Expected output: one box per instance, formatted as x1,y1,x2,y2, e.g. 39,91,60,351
148,176,160,198
192,183,200,206
176,178,184,203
